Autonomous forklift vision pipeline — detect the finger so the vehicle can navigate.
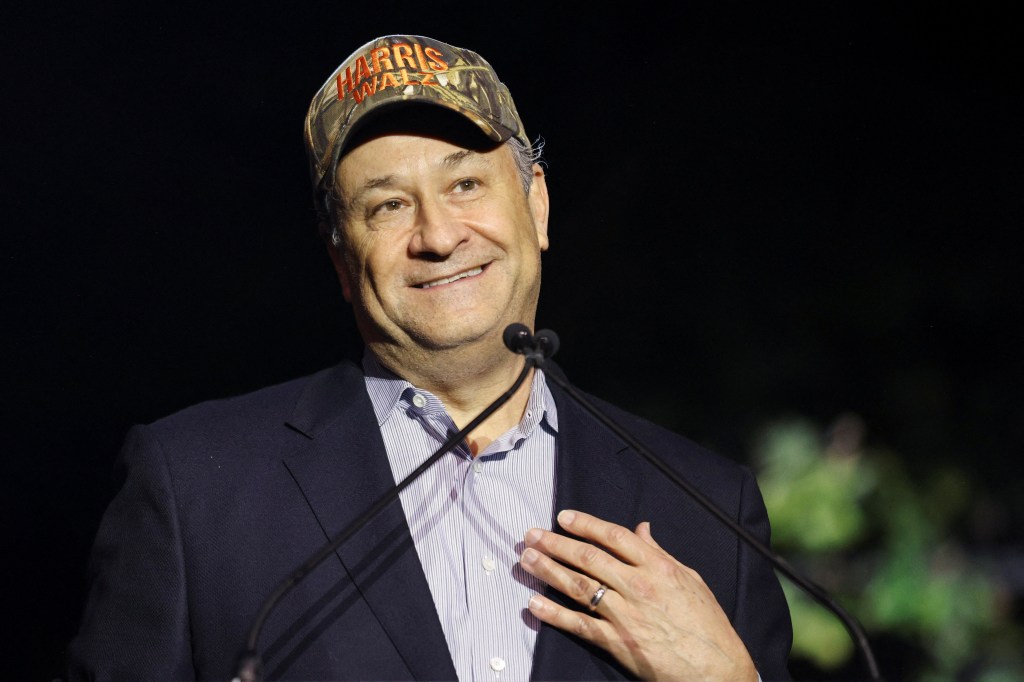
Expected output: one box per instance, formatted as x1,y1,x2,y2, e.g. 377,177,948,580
523,527,631,593
635,520,661,549
527,592,618,644
519,546,614,610
556,509,654,565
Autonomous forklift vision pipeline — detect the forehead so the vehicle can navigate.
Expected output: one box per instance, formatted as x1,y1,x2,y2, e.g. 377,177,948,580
338,133,504,183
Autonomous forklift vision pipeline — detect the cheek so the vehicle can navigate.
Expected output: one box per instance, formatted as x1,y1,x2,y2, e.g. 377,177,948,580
348,236,402,296
470,206,530,245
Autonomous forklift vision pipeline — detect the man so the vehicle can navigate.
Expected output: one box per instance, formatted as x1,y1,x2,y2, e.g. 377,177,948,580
68,35,792,681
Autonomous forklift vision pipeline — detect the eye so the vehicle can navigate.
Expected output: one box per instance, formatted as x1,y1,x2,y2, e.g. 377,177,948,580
371,199,404,216
453,178,480,193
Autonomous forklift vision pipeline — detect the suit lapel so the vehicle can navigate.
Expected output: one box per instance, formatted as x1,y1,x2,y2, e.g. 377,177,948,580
282,361,457,681
531,379,641,681
278,362,644,680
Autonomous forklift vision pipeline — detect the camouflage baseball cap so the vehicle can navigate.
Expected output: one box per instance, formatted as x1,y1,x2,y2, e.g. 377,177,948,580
304,34,529,199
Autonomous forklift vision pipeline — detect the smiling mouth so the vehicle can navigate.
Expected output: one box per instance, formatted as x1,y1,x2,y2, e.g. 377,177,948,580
417,266,484,289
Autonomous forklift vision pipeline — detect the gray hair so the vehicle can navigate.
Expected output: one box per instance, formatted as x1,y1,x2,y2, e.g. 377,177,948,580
323,136,545,246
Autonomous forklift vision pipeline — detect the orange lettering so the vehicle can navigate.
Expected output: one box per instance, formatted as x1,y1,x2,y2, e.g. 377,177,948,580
424,47,447,71
351,77,378,103
336,67,355,98
370,47,393,73
380,71,400,89
355,56,374,83
393,44,416,69
413,43,429,72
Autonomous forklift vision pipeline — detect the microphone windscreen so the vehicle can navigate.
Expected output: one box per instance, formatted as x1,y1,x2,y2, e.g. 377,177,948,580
503,323,532,353
535,329,560,358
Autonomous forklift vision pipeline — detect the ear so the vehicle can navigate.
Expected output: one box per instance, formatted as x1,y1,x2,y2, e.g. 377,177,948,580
528,163,550,251
321,223,354,302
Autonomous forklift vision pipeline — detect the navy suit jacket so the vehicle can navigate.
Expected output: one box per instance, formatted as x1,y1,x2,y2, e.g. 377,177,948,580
67,360,792,681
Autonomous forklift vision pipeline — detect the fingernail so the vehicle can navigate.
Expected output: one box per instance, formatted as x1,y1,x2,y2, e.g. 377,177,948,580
529,595,543,612
525,528,542,544
557,509,576,526
521,548,538,565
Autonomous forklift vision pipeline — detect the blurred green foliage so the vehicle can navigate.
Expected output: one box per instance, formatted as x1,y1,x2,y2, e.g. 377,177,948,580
752,414,1024,681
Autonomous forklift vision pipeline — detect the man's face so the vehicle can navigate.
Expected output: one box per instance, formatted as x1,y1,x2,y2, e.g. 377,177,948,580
330,128,549,358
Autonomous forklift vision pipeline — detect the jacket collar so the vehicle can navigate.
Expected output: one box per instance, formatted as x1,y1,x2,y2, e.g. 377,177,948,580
282,360,458,681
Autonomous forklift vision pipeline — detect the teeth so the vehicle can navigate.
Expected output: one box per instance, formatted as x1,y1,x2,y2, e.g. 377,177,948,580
421,266,483,289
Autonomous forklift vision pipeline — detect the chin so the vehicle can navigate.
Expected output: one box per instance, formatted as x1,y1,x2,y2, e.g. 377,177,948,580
408,318,509,352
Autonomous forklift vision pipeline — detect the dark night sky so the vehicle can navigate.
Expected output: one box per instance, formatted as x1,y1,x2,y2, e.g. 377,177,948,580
6,2,1023,678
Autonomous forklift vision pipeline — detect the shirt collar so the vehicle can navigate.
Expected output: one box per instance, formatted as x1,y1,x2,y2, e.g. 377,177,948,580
361,349,558,434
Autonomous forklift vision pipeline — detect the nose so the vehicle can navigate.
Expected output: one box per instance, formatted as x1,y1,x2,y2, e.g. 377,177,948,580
408,197,471,259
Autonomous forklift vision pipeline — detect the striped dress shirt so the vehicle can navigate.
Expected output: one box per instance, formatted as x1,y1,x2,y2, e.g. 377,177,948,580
363,353,558,682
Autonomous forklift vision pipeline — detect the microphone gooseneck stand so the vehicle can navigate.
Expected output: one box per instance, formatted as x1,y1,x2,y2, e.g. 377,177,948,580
506,324,882,682
234,323,881,681
233,342,551,682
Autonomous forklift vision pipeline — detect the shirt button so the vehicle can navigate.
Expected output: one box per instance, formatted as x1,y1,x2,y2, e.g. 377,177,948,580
489,657,506,672
411,393,427,408
473,460,483,473
482,556,496,572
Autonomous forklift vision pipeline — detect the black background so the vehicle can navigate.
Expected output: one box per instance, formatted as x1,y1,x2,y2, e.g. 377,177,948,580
6,2,1023,679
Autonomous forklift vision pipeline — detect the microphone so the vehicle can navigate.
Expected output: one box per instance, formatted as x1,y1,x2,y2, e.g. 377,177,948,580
504,324,883,682
502,323,560,362
502,322,532,353
233,342,545,681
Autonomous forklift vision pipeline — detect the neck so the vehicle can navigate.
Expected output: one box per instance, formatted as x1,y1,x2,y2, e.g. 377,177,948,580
369,337,535,449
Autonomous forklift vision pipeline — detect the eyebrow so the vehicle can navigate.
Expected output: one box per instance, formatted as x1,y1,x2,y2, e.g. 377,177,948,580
346,149,486,212
442,149,478,168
